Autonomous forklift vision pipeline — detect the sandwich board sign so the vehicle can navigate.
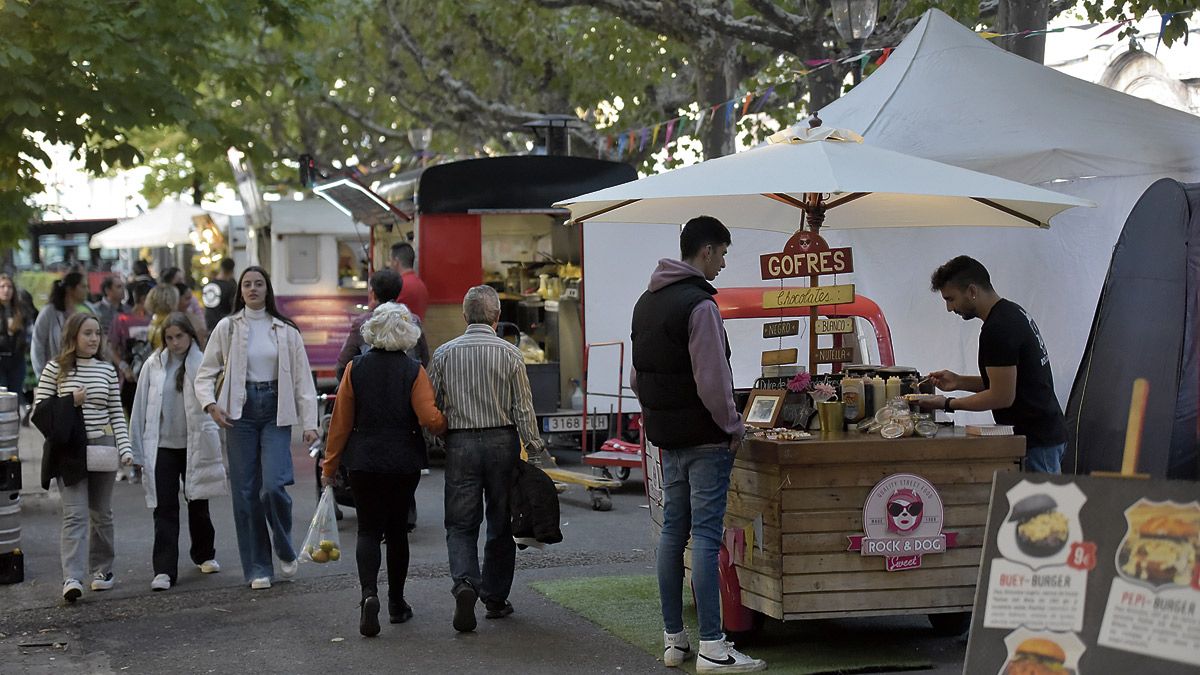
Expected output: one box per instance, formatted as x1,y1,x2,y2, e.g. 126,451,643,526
963,472,1200,674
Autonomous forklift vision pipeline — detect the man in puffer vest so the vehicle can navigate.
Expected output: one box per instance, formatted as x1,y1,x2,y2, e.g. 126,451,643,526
630,216,765,673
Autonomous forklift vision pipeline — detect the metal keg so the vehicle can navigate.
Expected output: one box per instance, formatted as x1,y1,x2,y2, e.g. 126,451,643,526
0,491,19,554
0,391,16,463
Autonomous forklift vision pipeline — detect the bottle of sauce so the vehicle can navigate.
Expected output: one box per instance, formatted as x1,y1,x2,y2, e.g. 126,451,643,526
868,371,886,417
885,376,902,405
842,370,865,423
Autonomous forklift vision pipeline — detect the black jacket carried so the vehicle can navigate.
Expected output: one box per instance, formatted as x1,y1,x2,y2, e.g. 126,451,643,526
509,461,562,545
32,394,87,489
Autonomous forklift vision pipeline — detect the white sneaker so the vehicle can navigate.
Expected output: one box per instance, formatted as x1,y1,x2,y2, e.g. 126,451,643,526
250,577,271,590
63,578,84,603
197,559,221,574
90,572,114,591
697,637,767,673
150,574,172,591
279,558,298,579
663,630,693,667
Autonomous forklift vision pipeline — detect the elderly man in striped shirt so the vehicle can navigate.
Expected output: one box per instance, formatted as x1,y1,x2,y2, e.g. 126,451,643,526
429,285,550,633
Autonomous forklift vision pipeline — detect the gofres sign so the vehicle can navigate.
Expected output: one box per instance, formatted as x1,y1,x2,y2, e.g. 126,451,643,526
758,230,854,280
849,473,958,571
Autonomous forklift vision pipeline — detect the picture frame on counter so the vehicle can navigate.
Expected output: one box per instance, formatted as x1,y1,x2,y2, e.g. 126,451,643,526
743,388,787,428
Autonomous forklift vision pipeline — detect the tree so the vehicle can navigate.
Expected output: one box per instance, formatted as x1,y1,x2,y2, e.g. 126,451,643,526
1082,0,1194,47
0,0,311,248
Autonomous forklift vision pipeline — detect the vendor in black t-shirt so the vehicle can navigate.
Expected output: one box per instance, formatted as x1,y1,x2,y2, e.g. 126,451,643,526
918,255,1067,473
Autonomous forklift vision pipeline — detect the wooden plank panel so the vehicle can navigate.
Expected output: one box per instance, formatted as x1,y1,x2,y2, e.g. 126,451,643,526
782,585,977,613
780,461,1019,489
782,483,992,511
783,565,980,593
782,547,983,574
780,504,991,534
729,468,783,499
775,438,1024,465
783,525,986,554
736,568,783,601
733,458,781,476
726,491,782,529
782,605,973,621
738,587,784,620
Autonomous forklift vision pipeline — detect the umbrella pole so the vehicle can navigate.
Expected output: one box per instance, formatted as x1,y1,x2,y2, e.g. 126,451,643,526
805,192,827,376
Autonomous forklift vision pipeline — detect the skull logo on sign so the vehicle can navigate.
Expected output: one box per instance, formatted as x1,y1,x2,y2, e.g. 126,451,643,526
886,488,924,534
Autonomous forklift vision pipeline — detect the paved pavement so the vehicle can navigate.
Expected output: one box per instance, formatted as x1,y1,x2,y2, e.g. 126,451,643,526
1,423,967,674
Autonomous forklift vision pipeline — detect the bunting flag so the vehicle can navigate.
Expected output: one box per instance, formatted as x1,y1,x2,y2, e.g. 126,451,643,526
750,85,774,114
724,99,736,129
638,126,649,152
1098,19,1131,38
651,123,661,147
875,47,893,66
740,92,754,117
615,134,627,158
664,119,676,160
694,109,707,136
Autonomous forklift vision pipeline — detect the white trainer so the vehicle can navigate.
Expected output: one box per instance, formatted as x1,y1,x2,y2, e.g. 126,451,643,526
697,637,767,673
279,558,298,579
150,574,172,591
62,578,84,603
250,577,271,590
198,559,221,574
663,630,693,667
90,572,115,591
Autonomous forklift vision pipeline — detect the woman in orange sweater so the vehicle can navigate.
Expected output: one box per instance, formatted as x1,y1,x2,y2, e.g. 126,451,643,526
322,302,446,637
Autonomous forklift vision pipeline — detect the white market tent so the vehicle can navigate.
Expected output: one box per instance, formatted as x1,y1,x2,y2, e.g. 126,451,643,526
89,201,215,250
808,8,1200,405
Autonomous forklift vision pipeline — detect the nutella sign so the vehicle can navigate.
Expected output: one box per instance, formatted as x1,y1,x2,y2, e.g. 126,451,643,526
848,473,956,571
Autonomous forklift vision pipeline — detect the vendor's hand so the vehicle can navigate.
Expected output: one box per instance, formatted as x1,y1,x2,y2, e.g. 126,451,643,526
302,429,319,445
929,370,961,392
206,404,233,429
71,388,85,406
916,395,947,412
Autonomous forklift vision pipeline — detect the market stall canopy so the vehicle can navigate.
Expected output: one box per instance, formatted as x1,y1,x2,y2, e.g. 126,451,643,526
89,201,216,249
816,9,1200,184
268,198,362,235
557,126,1093,231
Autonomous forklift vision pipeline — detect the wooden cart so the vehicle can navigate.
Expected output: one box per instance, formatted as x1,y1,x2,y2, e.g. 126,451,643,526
717,428,1024,632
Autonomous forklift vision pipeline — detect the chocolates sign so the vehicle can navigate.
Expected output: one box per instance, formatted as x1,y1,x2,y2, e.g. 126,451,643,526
848,473,955,571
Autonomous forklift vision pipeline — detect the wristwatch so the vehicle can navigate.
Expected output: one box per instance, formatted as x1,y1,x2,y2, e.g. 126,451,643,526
943,398,955,413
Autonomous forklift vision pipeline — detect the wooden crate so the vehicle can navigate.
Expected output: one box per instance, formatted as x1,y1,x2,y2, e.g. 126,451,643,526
728,429,1024,621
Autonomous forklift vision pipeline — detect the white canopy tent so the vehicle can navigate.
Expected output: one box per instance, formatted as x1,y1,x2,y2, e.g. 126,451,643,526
803,9,1200,405
89,201,216,250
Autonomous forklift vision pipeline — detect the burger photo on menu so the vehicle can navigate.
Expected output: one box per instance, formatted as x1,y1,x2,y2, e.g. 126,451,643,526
1116,500,1200,589
1002,637,1073,675
996,481,1085,567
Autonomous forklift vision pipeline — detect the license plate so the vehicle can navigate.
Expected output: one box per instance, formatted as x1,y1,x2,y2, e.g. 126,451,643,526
542,415,609,433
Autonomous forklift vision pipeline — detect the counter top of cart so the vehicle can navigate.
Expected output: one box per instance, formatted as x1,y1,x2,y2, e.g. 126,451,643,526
738,426,1026,466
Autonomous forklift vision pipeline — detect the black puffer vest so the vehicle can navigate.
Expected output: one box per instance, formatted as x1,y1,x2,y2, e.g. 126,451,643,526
631,275,732,449
345,350,428,474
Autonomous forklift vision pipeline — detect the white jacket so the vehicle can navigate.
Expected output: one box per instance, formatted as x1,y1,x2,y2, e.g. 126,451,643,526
194,310,318,430
129,345,228,509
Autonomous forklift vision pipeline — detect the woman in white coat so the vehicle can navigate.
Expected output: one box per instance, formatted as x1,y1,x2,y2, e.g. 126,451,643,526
129,312,228,591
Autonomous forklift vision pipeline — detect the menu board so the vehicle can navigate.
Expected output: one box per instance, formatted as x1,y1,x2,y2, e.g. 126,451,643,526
964,472,1200,674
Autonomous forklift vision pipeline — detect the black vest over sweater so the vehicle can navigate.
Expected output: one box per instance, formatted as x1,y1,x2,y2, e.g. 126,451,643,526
631,275,732,449
345,350,428,474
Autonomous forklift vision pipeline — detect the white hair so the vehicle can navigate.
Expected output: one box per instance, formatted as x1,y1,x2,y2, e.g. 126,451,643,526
463,285,500,325
360,302,420,352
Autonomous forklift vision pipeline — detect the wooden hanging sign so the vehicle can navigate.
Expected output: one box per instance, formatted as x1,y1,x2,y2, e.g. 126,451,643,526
762,284,855,309
759,230,854,280
814,317,855,335
761,348,799,366
762,320,800,339
814,347,855,363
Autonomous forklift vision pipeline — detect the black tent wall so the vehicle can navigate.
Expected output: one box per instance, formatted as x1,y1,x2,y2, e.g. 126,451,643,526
1065,178,1200,479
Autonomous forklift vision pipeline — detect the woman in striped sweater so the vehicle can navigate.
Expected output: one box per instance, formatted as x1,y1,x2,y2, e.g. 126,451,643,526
34,312,134,602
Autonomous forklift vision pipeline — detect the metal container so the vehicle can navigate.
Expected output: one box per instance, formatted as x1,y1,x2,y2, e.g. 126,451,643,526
0,410,17,444
0,492,19,554
0,391,17,414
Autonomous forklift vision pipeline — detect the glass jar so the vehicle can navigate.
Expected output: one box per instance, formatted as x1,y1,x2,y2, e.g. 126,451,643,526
913,413,938,438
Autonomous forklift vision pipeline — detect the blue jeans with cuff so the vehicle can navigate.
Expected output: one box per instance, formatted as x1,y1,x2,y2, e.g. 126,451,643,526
657,443,734,641
225,382,296,581
1024,442,1066,474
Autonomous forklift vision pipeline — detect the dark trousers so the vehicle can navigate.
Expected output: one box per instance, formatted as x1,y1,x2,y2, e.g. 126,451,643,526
153,447,216,581
443,427,518,604
349,470,421,601
0,353,24,395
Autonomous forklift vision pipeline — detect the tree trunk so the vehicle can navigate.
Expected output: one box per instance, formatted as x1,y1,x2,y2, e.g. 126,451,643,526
997,0,1049,63
806,67,843,117
696,35,737,158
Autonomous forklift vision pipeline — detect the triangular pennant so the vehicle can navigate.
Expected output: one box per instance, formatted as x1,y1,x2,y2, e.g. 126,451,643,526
651,123,660,147
740,92,754,117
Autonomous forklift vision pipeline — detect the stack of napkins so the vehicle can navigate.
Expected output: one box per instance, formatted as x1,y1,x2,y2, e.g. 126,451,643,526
965,424,1014,436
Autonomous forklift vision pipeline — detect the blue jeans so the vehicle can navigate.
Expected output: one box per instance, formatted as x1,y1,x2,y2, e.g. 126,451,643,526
225,382,296,581
658,444,734,641
1025,443,1066,474
443,427,519,604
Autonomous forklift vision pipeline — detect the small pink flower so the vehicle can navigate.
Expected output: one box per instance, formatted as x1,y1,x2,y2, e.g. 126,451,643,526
810,382,838,403
786,371,812,393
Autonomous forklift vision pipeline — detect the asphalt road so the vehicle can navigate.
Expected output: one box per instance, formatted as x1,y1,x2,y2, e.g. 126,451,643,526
1,426,967,674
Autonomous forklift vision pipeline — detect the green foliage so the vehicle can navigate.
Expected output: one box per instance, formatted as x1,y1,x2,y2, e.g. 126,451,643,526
1081,1,1194,46
0,0,312,248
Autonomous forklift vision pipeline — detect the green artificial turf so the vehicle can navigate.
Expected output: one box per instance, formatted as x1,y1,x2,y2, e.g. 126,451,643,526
532,574,933,674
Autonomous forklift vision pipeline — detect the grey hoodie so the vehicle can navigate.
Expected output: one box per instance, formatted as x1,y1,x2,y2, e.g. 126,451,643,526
631,259,743,443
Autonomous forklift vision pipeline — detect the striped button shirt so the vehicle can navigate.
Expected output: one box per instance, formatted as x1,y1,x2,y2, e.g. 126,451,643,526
34,357,132,455
429,324,544,452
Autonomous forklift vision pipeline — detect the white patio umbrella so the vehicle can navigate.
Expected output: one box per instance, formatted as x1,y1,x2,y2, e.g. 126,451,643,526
557,126,1094,231
89,201,211,249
